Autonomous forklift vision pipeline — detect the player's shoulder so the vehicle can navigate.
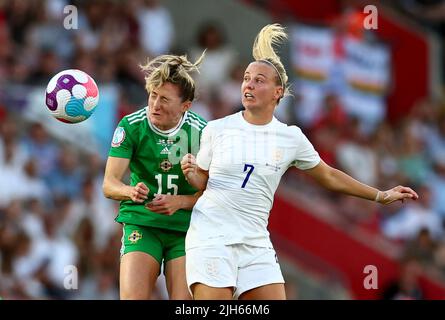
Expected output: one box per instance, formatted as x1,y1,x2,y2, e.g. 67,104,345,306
274,117,303,133
206,112,239,130
184,111,207,131
272,119,308,142
122,107,147,128
186,110,207,124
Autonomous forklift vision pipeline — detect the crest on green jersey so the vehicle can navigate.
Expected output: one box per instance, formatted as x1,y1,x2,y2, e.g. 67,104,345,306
160,159,173,172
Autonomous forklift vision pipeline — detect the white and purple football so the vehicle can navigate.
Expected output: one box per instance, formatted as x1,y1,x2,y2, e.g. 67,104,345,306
45,69,99,123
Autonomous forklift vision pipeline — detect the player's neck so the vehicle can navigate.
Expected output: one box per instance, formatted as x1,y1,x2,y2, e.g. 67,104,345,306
242,109,274,125
147,108,184,133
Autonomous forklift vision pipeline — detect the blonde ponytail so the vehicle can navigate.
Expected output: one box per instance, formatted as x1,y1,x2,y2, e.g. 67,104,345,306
252,24,290,98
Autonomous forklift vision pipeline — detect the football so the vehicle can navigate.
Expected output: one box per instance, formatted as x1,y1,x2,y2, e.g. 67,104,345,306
45,69,99,123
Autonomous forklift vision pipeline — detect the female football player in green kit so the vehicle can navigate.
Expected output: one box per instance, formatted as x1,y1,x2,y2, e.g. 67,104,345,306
103,52,207,299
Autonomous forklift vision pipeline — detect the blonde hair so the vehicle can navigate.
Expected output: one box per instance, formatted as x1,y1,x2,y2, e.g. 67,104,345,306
252,23,290,100
140,51,205,102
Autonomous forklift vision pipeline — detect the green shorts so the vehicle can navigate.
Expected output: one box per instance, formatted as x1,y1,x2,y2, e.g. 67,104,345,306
120,223,186,265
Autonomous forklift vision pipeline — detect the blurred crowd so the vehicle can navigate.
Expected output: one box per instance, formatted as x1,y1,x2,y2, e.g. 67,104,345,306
1,0,445,299
0,0,244,300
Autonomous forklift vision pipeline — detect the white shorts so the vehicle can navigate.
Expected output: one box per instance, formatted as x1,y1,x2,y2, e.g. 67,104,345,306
186,243,285,299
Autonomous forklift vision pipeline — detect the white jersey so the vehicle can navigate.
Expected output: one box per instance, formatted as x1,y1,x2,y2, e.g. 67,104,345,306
186,111,321,249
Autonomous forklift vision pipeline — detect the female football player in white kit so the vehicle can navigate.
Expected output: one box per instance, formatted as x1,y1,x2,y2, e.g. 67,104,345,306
181,24,419,300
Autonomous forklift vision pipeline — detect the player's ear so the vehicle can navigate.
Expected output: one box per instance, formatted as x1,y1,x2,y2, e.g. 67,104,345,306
181,100,192,112
274,86,283,101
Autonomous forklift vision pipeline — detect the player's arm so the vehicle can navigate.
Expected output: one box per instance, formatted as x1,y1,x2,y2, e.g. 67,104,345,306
180,153,209,190
102,156,149,203
304,159,419,204
145,191,203,216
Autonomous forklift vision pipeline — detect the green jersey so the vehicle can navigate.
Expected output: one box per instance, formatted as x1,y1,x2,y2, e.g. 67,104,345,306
108,107,207,232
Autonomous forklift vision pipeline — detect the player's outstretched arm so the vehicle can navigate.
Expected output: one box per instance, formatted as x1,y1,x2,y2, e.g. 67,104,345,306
181,153,209,191
103,156,149,203
304,160,419,204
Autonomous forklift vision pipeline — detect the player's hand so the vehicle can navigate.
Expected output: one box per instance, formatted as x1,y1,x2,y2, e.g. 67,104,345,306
129,182,149,203
145,194,183,215
181,153,197,182
375,186,419,205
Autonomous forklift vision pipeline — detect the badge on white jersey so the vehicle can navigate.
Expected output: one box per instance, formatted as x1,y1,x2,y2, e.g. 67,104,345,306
272,148,284,162
112,127,125,147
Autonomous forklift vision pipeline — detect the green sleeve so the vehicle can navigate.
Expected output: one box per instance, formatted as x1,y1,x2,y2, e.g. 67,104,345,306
108,118,134,159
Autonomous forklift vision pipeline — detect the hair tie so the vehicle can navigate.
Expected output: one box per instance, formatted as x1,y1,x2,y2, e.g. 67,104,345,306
258,59,284,89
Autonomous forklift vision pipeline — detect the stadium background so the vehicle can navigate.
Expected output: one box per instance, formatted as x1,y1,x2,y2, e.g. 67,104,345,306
1,0,445,299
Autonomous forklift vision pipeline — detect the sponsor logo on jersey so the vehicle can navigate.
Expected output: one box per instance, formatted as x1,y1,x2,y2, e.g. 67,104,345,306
157,139,175,146
160,147,170,155
160,159,173,172
265,163,281,172
111,127,125,147
128,230,142,244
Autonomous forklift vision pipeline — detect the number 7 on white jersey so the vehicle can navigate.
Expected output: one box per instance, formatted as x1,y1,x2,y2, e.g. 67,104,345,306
241,164,254,188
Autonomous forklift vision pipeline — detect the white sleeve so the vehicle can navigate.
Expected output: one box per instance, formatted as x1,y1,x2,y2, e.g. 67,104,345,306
196,124,213,171
292,127,321,170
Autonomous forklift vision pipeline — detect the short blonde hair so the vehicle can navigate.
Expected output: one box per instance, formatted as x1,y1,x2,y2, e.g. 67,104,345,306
252,23,290,100
140,52,205,102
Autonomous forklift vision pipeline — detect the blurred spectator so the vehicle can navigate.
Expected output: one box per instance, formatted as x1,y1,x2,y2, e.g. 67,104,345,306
337,194,380,233
190,21,237,99
434,243,445,280
0,13,12,83
372,121,401,187
398,0,445,33
44,146,84,199
23,122,59,178
219,63,246,113
8,57,32,84
382,185,444,241
72,216,97,280
206,89,234,120
27,0,74,60
1,0,444,300
310,93,348,166
21,199,47,242
381,257,424,300
19,159,51,202
75,1,107,52
188,98,212,121
396,120,432,185
426,114,445,163
0,116,28,169
5,0,37,45
68,178,117,250
76,266,119,300
27,50,61,85
428,152,445,220
72,51,97,79
136,0,174,56
336,117,378,186
0,120,32,207
18,213,79,299
404,228,438,267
